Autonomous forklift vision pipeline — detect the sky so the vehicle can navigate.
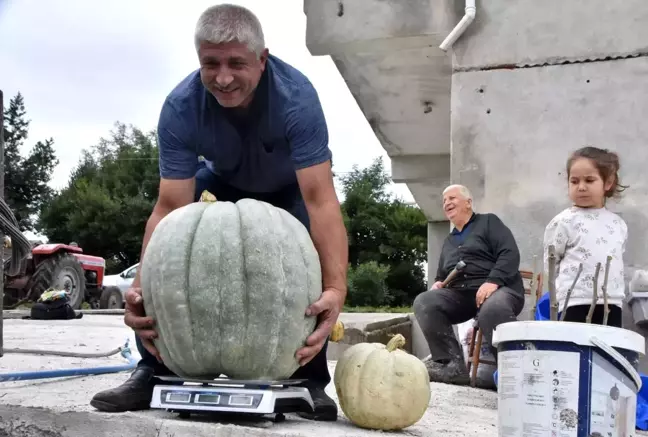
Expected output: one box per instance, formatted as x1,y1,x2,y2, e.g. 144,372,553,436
0,0,414,203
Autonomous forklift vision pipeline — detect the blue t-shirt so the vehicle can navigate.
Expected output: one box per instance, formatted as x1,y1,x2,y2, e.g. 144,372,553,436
157,55,332,193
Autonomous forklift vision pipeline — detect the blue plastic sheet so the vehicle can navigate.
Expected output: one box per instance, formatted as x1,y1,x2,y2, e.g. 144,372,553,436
638,375,648,431
492,292,648,431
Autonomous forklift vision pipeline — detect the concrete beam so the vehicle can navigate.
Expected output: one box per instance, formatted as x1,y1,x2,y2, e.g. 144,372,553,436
330,50,452,157
407,182,450,222
391,154,450,183
390,154,450,221
304,0,455,56
449,0,648,70
303,0,457,223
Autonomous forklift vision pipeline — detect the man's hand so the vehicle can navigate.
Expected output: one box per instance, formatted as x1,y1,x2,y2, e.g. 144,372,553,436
430,281,444,290
123,287,161,361
296,288,344,366
476,282,499,308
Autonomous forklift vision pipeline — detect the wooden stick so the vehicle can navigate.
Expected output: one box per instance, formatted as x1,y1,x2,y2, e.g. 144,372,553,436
548,245,558,321
586,262,601,324
602,255,612,326
529,255,539,320
560,263,583,321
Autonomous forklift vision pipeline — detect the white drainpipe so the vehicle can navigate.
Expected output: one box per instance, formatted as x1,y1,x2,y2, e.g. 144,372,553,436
439,0,476,51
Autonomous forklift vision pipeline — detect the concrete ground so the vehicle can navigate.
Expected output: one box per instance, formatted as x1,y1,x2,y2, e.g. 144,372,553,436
0,314,497,436
0,314,644,436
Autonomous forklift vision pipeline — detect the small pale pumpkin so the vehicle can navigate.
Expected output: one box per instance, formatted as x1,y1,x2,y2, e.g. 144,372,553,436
331,320,345,342
334,334,430,430
140,198,322,381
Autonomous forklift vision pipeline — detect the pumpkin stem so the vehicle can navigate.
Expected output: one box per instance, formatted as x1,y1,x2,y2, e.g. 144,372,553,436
386,334,406,352
200,190,217,203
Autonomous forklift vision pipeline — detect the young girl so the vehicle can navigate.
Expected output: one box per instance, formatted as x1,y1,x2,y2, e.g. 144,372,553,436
543,146,628,327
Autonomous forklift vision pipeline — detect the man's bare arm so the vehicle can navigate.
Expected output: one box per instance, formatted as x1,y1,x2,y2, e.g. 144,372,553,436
296,160,348,305
131,178,195,288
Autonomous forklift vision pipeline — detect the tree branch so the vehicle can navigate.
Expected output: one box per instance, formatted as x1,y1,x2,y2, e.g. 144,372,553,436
560,263,583,321
548,245,558,321
586,263,601,324
529,254,539,320
602,256,612,326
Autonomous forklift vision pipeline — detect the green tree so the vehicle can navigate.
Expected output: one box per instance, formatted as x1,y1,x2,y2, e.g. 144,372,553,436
347,261,391,307
38,122,159,272
339,158,428,307
2,92,58,231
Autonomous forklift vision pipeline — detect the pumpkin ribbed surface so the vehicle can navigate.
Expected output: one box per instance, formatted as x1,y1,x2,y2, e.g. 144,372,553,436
140,199,321,380
334,335,431,430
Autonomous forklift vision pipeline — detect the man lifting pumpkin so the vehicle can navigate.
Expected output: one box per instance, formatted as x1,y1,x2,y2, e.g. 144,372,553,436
90,4,348,422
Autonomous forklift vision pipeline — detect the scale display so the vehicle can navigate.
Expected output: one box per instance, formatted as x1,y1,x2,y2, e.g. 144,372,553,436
160,389,262,409
151,381,315,416
195,394,220,404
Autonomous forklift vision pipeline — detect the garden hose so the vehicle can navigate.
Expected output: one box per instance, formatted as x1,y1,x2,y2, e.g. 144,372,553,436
0,340,138,382
3,345,124,359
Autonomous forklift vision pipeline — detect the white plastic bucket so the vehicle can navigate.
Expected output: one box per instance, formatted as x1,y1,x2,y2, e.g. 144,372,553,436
492,321,645,437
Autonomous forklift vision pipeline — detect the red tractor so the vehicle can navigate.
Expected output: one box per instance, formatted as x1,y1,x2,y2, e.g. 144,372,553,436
3,242,122,310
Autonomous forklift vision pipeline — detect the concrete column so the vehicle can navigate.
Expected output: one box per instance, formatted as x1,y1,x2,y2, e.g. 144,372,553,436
427,220,449,281
411,221,449,359
411,220,453,359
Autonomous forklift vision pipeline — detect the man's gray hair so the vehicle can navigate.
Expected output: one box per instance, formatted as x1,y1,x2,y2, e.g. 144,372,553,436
194,4,266,57
442,184,473,201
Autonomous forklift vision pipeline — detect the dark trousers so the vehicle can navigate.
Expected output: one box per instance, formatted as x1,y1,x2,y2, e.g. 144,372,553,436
135,165,331,388
561,304,623,328
413,286,525,363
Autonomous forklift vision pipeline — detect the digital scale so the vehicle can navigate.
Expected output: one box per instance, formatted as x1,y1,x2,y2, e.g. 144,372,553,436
150,376,315,422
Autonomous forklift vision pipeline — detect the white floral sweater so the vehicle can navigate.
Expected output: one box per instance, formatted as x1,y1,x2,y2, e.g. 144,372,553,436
543,206,628,312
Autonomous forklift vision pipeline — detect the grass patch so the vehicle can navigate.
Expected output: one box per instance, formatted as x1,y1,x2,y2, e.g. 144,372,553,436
343,306,411,313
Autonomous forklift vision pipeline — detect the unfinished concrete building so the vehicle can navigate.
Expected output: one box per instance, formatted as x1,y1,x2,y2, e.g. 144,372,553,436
303,0,648,367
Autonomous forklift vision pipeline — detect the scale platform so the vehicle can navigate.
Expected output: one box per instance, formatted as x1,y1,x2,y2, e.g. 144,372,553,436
150,376,315,421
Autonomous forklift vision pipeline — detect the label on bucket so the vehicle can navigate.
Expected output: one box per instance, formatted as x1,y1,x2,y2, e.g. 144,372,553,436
498,349,580,436
589,351,637,436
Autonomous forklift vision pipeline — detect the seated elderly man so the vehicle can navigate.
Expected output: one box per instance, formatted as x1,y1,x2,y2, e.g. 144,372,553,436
413,184,525,385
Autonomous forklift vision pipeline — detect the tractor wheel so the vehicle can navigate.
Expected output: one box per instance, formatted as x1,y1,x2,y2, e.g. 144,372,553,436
99,286,124,309
25,253,86,309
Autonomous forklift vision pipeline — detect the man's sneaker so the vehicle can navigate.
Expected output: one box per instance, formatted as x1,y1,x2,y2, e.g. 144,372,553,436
426,358,470,386
297,386,338,421
90,367,158,412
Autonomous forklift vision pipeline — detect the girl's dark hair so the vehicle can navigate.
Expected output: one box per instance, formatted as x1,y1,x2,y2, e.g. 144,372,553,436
567,146,628,198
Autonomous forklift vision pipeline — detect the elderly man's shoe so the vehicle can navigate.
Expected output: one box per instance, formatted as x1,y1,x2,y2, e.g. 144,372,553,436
90,367,157,412
426,359,470,386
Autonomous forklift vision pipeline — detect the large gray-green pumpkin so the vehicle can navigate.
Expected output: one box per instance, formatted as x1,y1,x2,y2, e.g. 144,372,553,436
140,198,322,380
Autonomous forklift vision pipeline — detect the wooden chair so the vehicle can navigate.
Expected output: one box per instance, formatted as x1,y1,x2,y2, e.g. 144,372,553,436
465,269,543,387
